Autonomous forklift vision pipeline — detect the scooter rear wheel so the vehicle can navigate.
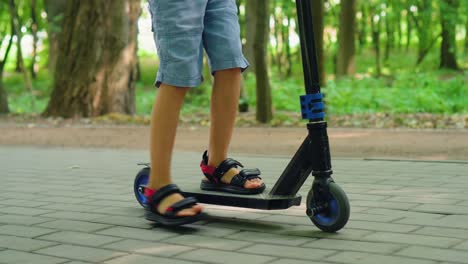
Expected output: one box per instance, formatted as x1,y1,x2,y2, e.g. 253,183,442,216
306,182,350,232
134,167,150,208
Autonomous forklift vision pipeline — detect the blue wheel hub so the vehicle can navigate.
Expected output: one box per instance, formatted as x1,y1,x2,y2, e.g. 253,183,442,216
134,171,149,206
313,199,339,226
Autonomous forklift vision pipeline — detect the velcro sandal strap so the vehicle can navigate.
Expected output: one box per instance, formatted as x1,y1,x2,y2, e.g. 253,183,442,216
166,197,198,215
149,184,180,205
230,168,262,187
213,158,244,180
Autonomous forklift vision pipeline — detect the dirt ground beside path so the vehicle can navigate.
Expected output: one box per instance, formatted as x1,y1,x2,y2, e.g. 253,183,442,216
1,124,467,161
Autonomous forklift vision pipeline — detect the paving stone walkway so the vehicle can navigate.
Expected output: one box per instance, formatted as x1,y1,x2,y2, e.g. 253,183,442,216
0,146,467,264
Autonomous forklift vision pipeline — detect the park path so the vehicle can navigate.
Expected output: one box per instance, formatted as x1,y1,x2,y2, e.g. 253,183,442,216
0,146,467,263
1,126,467,160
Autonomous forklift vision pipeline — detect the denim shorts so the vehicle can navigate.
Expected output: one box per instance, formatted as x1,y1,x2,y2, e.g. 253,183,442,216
148,0,250,88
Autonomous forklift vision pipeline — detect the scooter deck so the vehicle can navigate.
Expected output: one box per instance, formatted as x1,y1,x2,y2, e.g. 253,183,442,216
181,187,302,210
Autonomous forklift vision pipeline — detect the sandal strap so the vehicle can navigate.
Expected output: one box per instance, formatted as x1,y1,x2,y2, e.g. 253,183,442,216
149,184,180,205
230,168,262,187
166,197,198,216
213,158,244,180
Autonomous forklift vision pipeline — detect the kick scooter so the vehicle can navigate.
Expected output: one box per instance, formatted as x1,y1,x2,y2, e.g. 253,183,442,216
134,0,350,232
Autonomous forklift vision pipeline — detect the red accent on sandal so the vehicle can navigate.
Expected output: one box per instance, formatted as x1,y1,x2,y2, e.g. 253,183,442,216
144,188,156,198
200,162,216,177
166,207,174,212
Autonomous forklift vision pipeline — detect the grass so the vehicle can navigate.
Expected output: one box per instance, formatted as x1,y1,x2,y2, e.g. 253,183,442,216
2,47,467,116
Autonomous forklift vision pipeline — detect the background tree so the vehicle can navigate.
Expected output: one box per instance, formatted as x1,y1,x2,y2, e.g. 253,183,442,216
253,0,272,123
0,5,14,114
44,0,141,117
336,0,356,76
44,0,67,74
8,0,35,108
312,0,325,86
439,0,459,69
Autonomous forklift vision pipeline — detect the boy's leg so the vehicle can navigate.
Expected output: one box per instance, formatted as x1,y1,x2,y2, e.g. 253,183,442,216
147,0,207,216
208,69,262,188
148,84,203,216
204,0,262,188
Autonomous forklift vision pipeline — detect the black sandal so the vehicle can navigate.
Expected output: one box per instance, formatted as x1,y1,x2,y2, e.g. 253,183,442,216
200,150,266,195
144,184,205,226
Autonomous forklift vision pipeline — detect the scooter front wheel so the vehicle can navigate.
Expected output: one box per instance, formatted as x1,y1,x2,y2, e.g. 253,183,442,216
306,182,350,232
134,167,150,208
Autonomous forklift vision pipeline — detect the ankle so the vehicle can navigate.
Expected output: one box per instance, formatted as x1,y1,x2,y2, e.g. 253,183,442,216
147,180,172,191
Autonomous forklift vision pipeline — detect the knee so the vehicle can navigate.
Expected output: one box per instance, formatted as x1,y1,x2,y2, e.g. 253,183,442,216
214,68,241,76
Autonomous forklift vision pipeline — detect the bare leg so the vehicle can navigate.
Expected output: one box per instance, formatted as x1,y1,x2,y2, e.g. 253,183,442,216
207,68,263,188
148,83,203,216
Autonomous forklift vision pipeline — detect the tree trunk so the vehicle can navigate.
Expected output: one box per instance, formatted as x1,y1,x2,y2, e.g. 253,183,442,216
43,0,140,118
416,0,432,63
465,14,468,53
285,17,292,77
245,0,257,75
30,0,38,79
384,9,392,61
254,0,272,123
406,5,412,51
371,12,381,77
44,0,67,75
358,3,367,50
8,0,35,109
439,0,459,69
311,0,325,86
336,0,356,76
0,22,14,114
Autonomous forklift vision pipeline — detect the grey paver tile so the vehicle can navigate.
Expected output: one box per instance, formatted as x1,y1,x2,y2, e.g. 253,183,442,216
269,259,332,264
96,226,176,241
347,193,390,201
280,226,374,240
104,254,200,264
303,238,404,254
326,251,437,264
39,203,102,213
364,208,445,220
167,224,240,237
63,262,93,264
176,248,276,264
349,213,404,222
0,235,58,251
36,219,111,232
0,199,50,208
37,231,123,247
412,204,468,215
90,215,153,229
351,200,419,210
361,232,461,248
454,240,468,250
36,196,95,204
239,243,335,261
226,230,315,246
165,234,253,250
345,220,420,233
89,206,144,217
102,239,194,257
0,224,57,238
0,214,53,225
39,211,108,221
34,244,126,262
384,196,461,205
396,215,468,229
0,206,54,216
396,245,468,263
413,226,468,240
0,249,67,264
